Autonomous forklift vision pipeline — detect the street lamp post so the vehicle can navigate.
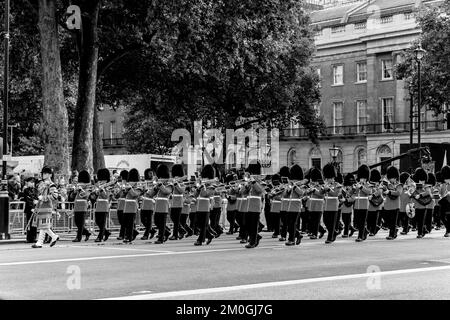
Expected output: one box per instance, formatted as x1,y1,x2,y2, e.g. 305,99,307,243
329,144,340,173
0,0,10,240
408,83,414,151
415,44,426,165
8,124,17,157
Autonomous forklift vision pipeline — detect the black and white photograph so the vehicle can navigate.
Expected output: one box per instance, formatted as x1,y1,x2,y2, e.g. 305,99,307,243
1,0,450,307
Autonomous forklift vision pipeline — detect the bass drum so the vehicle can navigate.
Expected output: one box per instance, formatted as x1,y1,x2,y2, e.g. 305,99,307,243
406,202,415,219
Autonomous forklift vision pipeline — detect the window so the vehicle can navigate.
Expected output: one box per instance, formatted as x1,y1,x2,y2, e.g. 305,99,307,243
313,103,321,117
404,12,413,20
312,158,321,169
288,149,297,166
382,98,394,131
356,62,367,82
381,59,393,80
356,100,367,133
333,102,344,134
99,122,104,139
357,148,367,168
110,121,117,139
333,65,344,85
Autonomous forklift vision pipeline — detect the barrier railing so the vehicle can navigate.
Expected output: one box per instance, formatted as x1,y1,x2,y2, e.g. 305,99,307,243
9,201,26,234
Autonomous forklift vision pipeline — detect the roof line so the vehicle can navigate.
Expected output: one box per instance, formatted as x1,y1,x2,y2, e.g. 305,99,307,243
342,1,370,24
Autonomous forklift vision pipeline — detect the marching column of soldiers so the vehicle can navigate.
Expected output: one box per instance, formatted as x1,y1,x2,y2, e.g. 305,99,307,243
26,160,450,248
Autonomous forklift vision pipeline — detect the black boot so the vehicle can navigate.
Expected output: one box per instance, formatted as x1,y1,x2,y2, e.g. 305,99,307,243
104,230,111,241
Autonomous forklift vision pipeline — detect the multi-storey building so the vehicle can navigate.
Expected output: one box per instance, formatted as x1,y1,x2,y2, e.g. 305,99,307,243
280,0,449,173
98,107,127,155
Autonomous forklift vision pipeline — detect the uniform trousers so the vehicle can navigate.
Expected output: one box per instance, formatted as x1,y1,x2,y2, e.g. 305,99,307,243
279,211,288,238
246,211,261,246
117,210,125,238
367,210,379,235
415,208,427,237
323,211,338,242
95,211,109,240
309,211,323,237
73,211,90,240
196,211,214,243
354,209,368,240
286,212,300,242
425,208,433,233
226,210,238,233
154,212,168,242
384,209,399,238
140,209,154,237
170,207,182,238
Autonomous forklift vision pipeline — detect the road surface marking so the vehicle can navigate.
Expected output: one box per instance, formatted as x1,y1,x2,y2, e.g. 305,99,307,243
100,265,450,300
0,246,280,266
69,245,174,254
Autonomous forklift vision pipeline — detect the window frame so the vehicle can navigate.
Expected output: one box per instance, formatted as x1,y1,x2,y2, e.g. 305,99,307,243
356,100,367,133
381,59,394,81
356,61,367,83
381,97,394,131
333,101,344,134
332,64,344,86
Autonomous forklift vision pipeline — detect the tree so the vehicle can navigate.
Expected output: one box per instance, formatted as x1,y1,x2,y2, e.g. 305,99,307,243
395,0,450,115
102,0,323,154
37,0,70,175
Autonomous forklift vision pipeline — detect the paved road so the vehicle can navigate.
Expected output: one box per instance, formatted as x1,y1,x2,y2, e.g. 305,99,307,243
0,229,449,300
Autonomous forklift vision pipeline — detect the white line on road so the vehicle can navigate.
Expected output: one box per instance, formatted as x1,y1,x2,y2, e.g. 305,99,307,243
0,246,281,267
100,265,450,300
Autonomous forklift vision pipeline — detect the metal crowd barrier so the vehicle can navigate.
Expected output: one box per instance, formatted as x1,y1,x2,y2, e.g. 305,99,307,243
9,201,26,234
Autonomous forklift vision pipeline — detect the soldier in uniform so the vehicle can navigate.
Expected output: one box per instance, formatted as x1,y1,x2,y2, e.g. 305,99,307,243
169,164,186,240
269,174,282,239
225,173,239,235
140,168,157,240
412,167,432,238
70,170,92,242
20,176,38,243
194,164,216,246
354,165,371,242
153,164,173,244
434,171,444,230
285,164,306,246
32,166,60,248
341,173,356,238
244,162,265,248
115,170,129,240
399,172,413,235
425,172,437,234
383,166,402,240
123,168,141,243
93,168,112,242
278,166,291,242
306,167,325,240
367,169,383,237
322,163,342,244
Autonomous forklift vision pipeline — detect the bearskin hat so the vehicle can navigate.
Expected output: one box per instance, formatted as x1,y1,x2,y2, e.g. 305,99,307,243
323,163,336,179
310,167,323,183
120,170,129,182
78,170,91,184
441,165,450,180
41,166,53,175
97,168,110,182
344,173,356,186
144,168,153,181
201,164,215,179
289,164,303,181
171,164,184,178
357,164,370,181
386,166,400,180
413,167,427,183
156,164,170,179
336,172,343,184
436,171,444,183
247,161,261,175
369,169,381,183
427,172,436,186
279,166,290,179
399,172,410,185
128,168,140,182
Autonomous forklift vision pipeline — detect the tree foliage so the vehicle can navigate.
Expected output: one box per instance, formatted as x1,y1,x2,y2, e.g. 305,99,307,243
395,0,450,115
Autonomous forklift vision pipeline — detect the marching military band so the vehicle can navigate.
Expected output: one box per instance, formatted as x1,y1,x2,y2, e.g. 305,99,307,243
27,161,450,249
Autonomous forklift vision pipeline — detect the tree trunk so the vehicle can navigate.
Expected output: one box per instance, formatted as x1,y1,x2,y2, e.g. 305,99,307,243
71,0,100,174
38,0,70,176
93,106,105,172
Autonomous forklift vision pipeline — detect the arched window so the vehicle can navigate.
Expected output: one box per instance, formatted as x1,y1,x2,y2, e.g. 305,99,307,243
287,148,297,166
377,144,392,174
353,146,367,171
336,149,343,172
309,146,322,169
